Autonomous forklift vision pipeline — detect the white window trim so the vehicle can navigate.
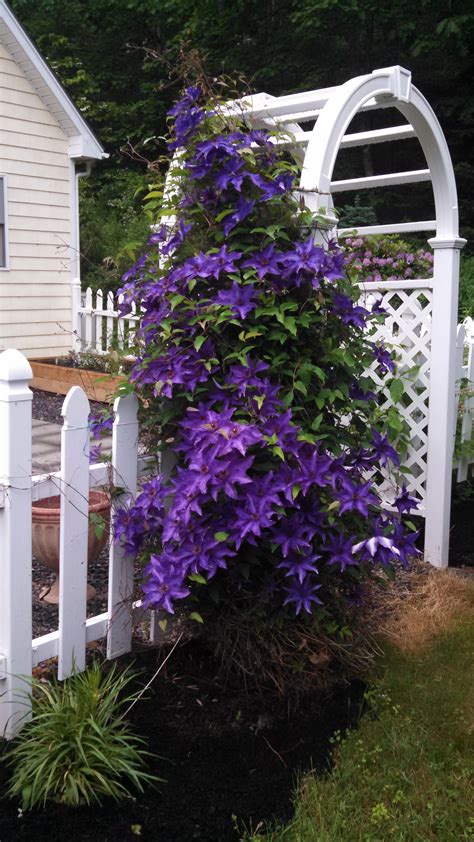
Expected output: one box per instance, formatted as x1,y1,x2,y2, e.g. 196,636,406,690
0,175,9,271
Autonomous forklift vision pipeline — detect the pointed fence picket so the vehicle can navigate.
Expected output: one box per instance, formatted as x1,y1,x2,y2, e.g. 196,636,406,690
0,350,157,738
107,393,139,660
456,323,474,482
75,285,139,355
58,387,90,680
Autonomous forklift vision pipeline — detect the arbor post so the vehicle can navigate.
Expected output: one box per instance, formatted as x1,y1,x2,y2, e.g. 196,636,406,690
424,237,466,567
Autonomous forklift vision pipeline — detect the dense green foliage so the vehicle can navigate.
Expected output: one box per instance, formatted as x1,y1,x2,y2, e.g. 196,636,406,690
79,170,150,291
10,0,474,259
460,256,474,318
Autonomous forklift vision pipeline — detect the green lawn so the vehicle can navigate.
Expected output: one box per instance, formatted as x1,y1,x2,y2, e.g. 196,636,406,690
252,575,474,842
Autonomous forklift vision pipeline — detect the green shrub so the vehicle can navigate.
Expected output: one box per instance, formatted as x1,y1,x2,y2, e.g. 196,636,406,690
80,169,151,293
459,254,474,317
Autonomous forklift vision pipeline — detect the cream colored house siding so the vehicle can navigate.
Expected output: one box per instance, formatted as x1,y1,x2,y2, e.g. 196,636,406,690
0,41,72,358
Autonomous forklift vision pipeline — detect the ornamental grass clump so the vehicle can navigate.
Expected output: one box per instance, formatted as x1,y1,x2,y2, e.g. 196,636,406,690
114,84,419,630
7,662,158,810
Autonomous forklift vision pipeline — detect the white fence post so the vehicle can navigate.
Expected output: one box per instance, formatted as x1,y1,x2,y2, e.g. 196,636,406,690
107,394,139,659
84,287,93,350
71,277,82,352
0,350,33,738
457,334,474,482
58,386,90,680
95,288,104,353
106,291,115,351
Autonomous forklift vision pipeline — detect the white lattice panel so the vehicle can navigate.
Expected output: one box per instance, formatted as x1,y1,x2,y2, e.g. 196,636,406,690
359,282,433,511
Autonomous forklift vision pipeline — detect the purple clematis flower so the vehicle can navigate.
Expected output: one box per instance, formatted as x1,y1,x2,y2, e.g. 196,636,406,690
161,219,193,256
349,380,378,403
226,357,269,395
393,486,419,514
390,520,421,567
214,159,246,192
262,410,301,455
283,578,323,615
336,479,379,517
173,529,235,579
189,245,242,280
270,512,317,557
223,196,256,236
241,244,284,280
142,554,191,612
331,293,369,329
249,172,294,200
352,535,400,562
296,448,333,494
371,342,395,374
370,429,399,467
233,494,276,546
277,552,320,584
89,444,103,464
90,411,113,439
215,282,258,319
210,454,254,500
325,533,359,571
282,236,326,284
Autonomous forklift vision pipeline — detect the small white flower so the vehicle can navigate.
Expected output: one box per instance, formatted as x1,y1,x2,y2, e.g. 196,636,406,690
352,536,400,556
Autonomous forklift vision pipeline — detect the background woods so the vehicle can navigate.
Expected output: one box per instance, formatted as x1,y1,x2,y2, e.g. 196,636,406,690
9,0,474,289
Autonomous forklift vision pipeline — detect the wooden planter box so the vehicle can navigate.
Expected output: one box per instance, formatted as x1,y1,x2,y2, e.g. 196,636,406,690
30,358,125,402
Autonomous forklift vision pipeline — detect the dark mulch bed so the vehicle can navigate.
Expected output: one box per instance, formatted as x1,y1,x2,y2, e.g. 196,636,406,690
32,388,104,426
0,640,366,842
32,548,111,639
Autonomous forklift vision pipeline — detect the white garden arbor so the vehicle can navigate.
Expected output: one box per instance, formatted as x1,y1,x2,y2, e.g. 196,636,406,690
235,65,466,569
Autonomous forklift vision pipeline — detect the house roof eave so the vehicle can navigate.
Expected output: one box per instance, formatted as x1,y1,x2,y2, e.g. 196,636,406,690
0,0,106,161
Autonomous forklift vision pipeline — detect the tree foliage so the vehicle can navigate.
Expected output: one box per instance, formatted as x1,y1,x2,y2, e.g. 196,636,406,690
10,1,474,211
10,0,474,281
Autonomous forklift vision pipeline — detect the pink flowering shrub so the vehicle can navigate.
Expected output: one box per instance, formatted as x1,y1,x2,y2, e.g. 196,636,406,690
112,86,419,625
344,236,433,284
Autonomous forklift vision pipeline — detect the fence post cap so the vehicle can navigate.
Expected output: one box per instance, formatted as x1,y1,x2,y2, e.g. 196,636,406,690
61,385,90,423
0,349,33,382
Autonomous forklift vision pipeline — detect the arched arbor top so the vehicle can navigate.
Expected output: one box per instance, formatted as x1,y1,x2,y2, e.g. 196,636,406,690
236,66,464,246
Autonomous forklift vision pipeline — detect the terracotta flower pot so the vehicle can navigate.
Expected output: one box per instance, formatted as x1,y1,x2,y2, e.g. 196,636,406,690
32,490,110,604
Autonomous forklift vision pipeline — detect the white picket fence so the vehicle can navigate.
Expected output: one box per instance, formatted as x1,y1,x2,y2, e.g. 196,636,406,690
72,280,139,354
73,284,474,491
456,319,474,481
0,349,162,738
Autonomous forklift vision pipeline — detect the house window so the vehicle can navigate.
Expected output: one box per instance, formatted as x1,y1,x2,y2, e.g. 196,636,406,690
0,178,7,268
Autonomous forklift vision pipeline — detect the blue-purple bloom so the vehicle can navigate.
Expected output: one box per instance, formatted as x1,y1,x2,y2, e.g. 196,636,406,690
215,282,258,319
393,486,419,514
283,578,323,615
222,196,256,235
331,293,369,329
370,429,400,467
